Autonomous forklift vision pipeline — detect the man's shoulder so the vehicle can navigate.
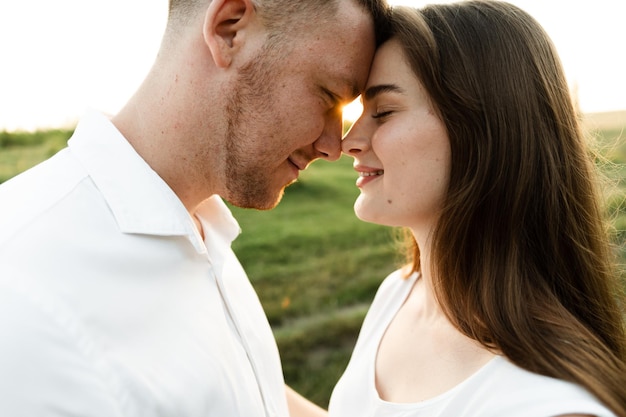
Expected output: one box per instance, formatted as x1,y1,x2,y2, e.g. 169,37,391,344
0,148,90,245
0,270,123,416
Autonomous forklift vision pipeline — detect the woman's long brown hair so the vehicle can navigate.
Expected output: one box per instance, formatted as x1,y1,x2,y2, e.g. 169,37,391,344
392,2,626,415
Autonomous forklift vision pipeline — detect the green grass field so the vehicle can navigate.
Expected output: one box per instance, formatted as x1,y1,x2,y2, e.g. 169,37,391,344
0,130,70,183
1,119,625,406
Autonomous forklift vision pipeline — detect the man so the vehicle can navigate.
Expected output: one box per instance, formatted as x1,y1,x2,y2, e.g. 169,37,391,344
0,0,389,416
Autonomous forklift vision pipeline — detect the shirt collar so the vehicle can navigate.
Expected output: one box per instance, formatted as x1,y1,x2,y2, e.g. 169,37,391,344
196,196,242,259
68,110,241,251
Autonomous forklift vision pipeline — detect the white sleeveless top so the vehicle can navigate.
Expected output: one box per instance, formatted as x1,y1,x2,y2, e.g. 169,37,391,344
328,270,615,417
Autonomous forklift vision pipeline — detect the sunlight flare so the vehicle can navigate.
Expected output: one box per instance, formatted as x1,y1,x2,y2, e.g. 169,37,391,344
342,97,364,124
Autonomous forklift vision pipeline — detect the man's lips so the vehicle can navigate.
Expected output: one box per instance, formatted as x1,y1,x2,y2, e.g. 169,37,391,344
287,157,310,181
288,158,306,171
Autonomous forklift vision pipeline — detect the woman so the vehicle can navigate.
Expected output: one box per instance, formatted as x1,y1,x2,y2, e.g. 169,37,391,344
330,2,626,416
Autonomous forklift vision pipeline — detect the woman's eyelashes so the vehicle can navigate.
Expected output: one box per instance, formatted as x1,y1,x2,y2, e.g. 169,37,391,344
367,99,397,121
371,106,396,123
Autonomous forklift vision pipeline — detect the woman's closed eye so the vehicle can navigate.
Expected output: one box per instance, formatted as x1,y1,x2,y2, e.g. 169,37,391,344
372,110,394,121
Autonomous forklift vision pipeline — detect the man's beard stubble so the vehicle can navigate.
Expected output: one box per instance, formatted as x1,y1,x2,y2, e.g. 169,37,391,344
223,48,288,211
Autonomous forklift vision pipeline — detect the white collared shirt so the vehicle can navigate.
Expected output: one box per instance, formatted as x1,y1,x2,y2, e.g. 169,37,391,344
0,111,288,417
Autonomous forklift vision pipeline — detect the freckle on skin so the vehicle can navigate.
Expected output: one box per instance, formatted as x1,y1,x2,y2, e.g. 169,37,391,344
387,200,392,204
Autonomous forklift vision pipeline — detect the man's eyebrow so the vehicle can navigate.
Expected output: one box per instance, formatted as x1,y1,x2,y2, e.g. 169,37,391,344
323,81,359,105
342,80,361,103
364,84,405,101
332,76,361,102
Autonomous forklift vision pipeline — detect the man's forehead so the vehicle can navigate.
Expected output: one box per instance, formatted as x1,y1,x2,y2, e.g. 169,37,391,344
296,0,375,99
322,38,375,97
320,62,369,102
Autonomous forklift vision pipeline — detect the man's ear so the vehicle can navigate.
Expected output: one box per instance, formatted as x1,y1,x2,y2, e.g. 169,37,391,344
204,0,256,68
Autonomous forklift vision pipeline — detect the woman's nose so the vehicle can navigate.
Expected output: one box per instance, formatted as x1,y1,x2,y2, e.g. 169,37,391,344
341,119,369,155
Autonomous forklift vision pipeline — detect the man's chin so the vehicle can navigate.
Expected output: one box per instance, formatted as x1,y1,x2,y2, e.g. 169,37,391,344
226,188,286,211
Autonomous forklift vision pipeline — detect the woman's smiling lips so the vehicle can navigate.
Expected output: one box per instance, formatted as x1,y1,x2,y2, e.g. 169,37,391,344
354,165,384,188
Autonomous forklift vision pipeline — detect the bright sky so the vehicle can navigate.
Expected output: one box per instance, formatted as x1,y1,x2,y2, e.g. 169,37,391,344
0,0,624,131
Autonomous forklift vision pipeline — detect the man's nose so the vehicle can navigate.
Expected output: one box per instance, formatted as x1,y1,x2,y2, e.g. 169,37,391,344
313,112,343,161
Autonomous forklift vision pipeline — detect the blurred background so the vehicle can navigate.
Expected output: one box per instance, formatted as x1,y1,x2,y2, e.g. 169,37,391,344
0,0,625,131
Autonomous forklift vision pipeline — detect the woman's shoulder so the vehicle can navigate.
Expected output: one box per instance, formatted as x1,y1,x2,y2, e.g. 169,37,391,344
365,267,417,310
376,266,417,295
351,268,418,340
449,356,615,417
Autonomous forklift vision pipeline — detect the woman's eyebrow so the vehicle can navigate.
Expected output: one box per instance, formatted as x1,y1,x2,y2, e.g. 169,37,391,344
363,84,405,101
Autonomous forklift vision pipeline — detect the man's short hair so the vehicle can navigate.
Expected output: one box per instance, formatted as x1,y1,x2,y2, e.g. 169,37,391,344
168,0,390,46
